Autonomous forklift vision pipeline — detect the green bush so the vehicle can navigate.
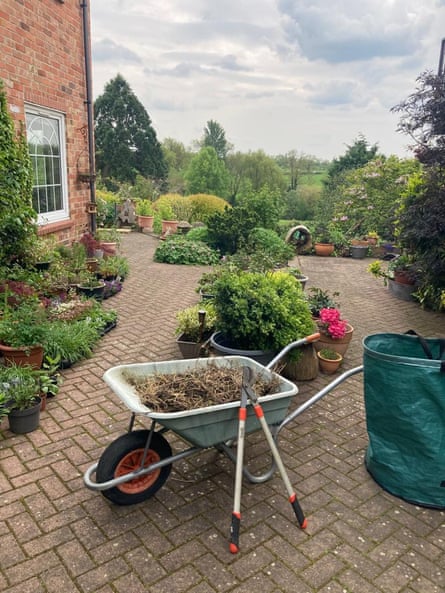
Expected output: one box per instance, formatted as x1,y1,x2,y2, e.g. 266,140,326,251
184,226,210,243
95,189,120,227
245,228,294,265
212,269,314,351
206,206,259,255
154,236,220,265
188,193,230,223
155,193,192,221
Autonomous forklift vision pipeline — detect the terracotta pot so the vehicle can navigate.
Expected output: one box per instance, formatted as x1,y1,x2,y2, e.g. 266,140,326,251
393,270,415,285
0,343,44,369
100,241,117,256
314,243,335,257
161,220,179,238
313,323,354,357
317,351,343,375
137,215,154,231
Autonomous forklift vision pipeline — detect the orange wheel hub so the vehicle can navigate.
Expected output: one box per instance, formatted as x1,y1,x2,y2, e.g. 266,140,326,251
114,448,161,494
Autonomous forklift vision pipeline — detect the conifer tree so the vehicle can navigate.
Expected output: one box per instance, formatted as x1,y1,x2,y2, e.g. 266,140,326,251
94,74,167,185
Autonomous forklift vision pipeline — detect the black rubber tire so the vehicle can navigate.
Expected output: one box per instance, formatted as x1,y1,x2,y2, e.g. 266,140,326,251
96,430,172,505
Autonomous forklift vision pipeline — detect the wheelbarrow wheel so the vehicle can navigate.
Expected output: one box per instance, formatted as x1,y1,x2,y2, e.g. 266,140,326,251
96,430,172,505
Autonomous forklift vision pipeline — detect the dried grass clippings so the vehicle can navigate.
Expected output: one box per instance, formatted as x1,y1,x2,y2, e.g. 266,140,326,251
125,365,280,413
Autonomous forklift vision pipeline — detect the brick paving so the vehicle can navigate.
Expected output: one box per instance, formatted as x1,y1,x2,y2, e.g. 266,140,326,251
0,231,444,593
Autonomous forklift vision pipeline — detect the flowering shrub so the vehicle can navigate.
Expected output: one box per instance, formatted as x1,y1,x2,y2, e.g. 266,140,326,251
318,308,348,339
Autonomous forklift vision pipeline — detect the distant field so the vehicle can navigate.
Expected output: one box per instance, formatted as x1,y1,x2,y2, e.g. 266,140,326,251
299,170,327,188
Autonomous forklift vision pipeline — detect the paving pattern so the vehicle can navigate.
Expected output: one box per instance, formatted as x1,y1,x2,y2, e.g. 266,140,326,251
0,232,444,593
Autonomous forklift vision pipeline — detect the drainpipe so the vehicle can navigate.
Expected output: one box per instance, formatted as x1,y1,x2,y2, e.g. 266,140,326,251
80,0,96,233
439,38,445,76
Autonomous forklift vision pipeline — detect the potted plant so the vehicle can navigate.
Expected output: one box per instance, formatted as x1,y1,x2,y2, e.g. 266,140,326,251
306,287,340,318
313,226,335,256
98,255,129,280
135,199,155,231
0,364,42,433
209,269,315,364
157,203,178,237
313,307,354,357
76,270,106,300
317,348,343,375
79,232,102,269
35,354,63,410
32,236,57,270
350,242,369,259
175,302,216,358
42,319,102,368
95,228,120,256
0,297,50,368
367,256,419,302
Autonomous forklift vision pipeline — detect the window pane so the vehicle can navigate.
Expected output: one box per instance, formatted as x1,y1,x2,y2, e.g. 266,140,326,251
26,110,65,218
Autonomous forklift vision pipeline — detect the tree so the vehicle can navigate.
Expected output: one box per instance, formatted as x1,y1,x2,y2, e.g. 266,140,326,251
318,135,380,225
161,137,193,194
275,151,317,190
226,150,287,203
94,74,167,185
391,71,445,168
327,135,379,181
202,120,232,160
184,147,229,197
391,69,445,310
329,156,420,240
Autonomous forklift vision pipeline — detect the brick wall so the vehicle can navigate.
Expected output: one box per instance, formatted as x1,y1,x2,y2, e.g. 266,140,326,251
0,0,94,242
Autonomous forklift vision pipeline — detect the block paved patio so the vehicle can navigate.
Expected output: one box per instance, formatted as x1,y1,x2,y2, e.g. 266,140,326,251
0,231,444,593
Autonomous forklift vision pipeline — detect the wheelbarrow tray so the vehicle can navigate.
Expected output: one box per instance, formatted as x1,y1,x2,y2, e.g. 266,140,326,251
103,356,298,448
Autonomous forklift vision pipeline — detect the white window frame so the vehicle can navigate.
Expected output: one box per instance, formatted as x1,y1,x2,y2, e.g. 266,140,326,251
25,104,69,225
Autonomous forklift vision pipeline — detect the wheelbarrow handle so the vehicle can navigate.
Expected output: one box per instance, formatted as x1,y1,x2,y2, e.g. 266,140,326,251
266,332,321,370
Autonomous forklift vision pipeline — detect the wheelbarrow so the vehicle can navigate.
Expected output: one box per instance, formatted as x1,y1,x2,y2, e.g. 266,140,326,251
83,336,363,506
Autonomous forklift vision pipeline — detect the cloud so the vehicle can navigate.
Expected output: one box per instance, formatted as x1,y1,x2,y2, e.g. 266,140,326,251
277,0,437,63
92,38,142,64
90,0,445,160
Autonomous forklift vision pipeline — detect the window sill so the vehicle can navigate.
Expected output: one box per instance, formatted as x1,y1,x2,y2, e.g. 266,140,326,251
38,219,74,236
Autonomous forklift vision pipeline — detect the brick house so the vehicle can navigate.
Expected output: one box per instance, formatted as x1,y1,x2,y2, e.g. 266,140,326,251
0,0,95,243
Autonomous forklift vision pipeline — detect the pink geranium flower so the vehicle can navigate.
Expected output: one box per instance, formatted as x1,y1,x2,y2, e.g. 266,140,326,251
318,308,348,339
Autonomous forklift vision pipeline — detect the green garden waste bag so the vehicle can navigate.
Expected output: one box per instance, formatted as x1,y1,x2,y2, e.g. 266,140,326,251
363,332,445,509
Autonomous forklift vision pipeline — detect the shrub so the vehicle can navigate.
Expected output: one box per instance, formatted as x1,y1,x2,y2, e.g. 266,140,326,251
188,193,230,223
155,193,193,221
154,236,220,265
96,188,120,227
175,302,217,341
206,206,259,255
184,226,210,243
212,270,314,351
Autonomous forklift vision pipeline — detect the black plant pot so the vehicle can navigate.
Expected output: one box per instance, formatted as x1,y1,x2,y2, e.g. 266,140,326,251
209,331,276,365
8,398,41,434
76,283,105,301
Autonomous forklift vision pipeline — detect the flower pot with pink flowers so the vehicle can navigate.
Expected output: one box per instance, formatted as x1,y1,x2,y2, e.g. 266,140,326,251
313,307,354,357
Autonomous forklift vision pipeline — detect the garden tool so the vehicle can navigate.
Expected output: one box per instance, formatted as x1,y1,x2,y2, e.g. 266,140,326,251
242,366,307,529
229,366,249,554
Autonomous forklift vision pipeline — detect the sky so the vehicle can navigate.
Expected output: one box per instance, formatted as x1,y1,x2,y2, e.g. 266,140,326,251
90,0,445,162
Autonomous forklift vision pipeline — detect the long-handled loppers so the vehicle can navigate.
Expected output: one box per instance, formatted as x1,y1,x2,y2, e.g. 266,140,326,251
229,366,249,554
